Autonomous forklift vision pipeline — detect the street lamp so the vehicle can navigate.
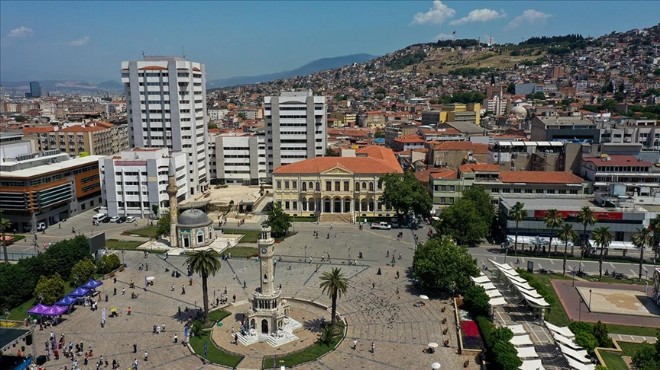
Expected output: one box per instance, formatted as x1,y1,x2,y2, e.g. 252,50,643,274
304,245,307,262
572,266,577,287
588,289,592,312
121,250,125,267
578,297,583,322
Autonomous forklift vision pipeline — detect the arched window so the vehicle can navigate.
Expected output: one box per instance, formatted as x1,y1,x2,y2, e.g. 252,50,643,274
362,181,367,189
301,182,307,191
369,182,374,191
355,182,360,191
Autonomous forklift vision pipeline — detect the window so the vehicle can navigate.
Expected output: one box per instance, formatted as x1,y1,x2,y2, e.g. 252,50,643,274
292,181,297,189
292,201,297,210
284,181,289,189
276,180,281,189
344,181,349,191
334,181,340,191
325,181,331,191
302,182,307,191
535,189,544,194
369,182,374,191
285,201,290,210
355,182,360,191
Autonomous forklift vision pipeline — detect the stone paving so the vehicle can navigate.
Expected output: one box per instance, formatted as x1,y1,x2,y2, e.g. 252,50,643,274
26,221,476,370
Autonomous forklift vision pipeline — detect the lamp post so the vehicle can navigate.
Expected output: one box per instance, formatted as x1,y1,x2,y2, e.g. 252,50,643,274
121,250,125,267
304,245,307,262
588,289,592,312
578,297,582,322
572,266,577,287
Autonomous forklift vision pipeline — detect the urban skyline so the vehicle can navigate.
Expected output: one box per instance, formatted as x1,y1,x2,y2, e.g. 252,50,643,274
1,1,659,82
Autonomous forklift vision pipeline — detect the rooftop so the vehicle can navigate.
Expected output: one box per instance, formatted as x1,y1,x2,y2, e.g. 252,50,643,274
274,146,402,175
3,155,104,179
499,171,586,184
582,155,654,167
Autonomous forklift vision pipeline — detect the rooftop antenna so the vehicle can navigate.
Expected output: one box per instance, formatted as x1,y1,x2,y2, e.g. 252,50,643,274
182,45,186,59
141,50,146,59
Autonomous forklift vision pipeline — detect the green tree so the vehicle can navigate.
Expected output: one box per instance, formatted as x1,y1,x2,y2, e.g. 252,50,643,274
434,198,489,246
156,213,171,237
593,227,612,280
492,341,523,370
0,214,11,264
557,223,578,276
462,187,495,227
413,236,479,294
463,285,490,317
509,202,527,254
34,273,65,305
575,331,598,354
70,258,96,286
185,249,222,318
632,227,652,281
632,342,658,370
319,268,348,328
97,253,121,274
379,172,432,219
592,321,613,348
266,203,292,239
577,207,596,257
650,215,660,267
544,209,563,255
318,324,340,345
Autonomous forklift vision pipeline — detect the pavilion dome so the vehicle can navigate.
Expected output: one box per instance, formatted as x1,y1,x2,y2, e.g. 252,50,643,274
178,209,210,226
510,105,527,118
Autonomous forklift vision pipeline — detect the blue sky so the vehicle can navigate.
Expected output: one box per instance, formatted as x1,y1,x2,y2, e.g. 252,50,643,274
1,1,659,83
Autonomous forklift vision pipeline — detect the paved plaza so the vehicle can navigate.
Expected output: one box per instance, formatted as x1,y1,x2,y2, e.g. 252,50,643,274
23,221,478,370
576,286,660,317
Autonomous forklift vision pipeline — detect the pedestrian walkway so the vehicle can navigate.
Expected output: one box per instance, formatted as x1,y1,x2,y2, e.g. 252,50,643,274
609,334,657,344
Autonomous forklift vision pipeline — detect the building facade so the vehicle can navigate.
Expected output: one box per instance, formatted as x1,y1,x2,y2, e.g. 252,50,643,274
210,133,267,185
121,56,209,195
264,91,326,176
272,146,402,222
0,152,103,231
100,148,188,218
26,122,129,156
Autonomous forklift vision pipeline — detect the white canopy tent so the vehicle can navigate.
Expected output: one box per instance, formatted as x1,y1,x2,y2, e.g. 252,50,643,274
485,289,503,298
553,333,582,350
544,321,575,339
515,346,539,359
558,344,591,364
507,324,527,335
519,359,545,370
489,296,507,306
479,282,497,291
471,275,491,284
565,356,596,370
510,334,534,347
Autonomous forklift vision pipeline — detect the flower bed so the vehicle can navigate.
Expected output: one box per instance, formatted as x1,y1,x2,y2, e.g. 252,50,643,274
460,319,483,350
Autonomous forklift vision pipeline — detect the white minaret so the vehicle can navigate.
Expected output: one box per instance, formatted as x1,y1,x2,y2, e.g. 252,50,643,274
166,157,178,248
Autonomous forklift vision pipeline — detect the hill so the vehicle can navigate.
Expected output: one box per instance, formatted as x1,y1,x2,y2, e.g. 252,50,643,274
207,53,377,88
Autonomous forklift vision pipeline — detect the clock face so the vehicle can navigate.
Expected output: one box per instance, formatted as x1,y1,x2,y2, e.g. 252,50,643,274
261,248,267,254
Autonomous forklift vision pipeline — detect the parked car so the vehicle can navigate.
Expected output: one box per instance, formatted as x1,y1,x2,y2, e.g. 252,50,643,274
117,216,127,224
390,218,400,228
370,222,392,230
109,216,120,223
36,222,47,232
125,216,137,223
101,216,112,223
92,213,107,223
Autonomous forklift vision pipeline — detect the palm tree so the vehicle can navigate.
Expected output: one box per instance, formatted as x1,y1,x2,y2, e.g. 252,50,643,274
577,207,597,257
544,209,563,256
0,215,11,264
650,215,660,265
185,249,222,319
631,227,652,281
593,227,612,280
557,223,578,276
319,268,348,328
510,202,527,254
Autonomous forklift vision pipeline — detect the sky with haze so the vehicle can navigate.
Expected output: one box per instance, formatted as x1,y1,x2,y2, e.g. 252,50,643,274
1,1,659,83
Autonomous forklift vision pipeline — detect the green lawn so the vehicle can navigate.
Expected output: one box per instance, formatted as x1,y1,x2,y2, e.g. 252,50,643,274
262,325,344,368
8,281,76,321
189,331,243,368
584,275,651,285
122,226,159,238
106,239,144,250
202,309,231,329
220,228,259,243
600,350,628,370
607,324,659,337
223,246,258,258
617,341,649,356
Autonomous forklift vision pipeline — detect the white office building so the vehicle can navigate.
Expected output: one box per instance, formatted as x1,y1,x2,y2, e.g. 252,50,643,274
210,132,267,185
100,148,188,217
121,56,209,195
264,91,326,175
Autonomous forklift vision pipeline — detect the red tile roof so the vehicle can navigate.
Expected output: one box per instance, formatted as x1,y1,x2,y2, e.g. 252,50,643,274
434,141,488,154
23,126,54,134
459,163,500,173
60,125,105,132
430,168,458,180
499,171,585,184
393,134,425,144
582,155,653,167
274,145,402,175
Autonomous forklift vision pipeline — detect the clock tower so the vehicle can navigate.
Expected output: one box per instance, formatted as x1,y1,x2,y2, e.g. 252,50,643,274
244,226,290,336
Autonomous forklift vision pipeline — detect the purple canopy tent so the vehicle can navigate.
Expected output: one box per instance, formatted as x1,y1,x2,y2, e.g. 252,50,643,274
68,287,90,297
42,305,68,316
27,303,51,315
81,278,103,289
55,296,77,306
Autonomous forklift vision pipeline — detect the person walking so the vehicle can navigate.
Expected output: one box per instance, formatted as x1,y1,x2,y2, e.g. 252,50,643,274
143,351,148,361
173,334,178,343
371,342,375,353
352,339,357,349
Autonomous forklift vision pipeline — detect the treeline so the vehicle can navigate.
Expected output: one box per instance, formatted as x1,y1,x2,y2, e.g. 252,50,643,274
520,34,584,45
0,236,90,310
385,51,427,70
448,67,494,77
435,38,480,48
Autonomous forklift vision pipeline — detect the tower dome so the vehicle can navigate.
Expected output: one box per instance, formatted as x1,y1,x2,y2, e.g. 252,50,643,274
178,209,210,226
510,105,527,118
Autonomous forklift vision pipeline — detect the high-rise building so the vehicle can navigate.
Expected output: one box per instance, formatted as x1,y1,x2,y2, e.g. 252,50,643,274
29,81,41,98
121,56,209,195
264,91,326,176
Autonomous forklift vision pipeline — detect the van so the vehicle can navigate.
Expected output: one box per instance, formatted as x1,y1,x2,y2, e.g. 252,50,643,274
36,222,47,232
92,213,107,223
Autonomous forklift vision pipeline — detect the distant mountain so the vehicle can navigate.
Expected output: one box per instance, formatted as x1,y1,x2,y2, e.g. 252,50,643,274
97,80,124,91
208,53,377,88
0,79,123,94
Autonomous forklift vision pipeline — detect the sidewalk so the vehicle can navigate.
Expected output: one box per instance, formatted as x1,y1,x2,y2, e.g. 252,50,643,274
609,334,657,344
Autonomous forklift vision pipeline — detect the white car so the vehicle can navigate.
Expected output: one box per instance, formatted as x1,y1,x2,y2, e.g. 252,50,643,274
109,216,120,223
370,222,392,230
126,216,137,223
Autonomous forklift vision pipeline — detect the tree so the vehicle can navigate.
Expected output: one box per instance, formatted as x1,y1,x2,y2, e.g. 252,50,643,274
592,321,613,348
557,223,578,276
462,187,495,227
266,203,292,239
318,324,340,345
510,202,527,254
492,341,523,370
575,331,598,354
463,285,490,317
632,227,652,281
70,258,96,286
632,342,657,370
97,253,121,274
413,236,479,294
379,172,432,219
544,209,563,255
156,213,171,237
650,215,660,266
0,214,11,264
593,227,612,280
434,199,489,246
185,249,222,319
34,273,65,305
577,207,596,257
319,268,348,328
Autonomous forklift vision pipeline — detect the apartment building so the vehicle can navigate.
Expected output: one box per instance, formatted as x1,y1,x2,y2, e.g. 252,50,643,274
0,149,103,231
25,121,129,156
581,154,660,199
530,116,600,143
100,148,188,218
264,91,326,175
121,56,209,195
210,132,267,185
